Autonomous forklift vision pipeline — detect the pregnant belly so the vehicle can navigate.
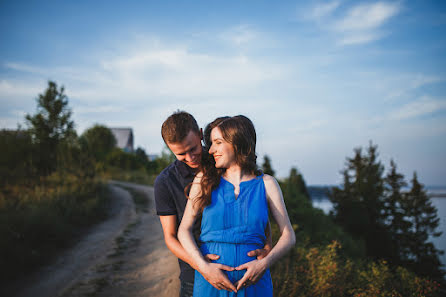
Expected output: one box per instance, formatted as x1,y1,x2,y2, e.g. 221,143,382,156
200,242,261,282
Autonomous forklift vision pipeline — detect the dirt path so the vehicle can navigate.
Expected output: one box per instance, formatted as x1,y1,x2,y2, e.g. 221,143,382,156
8,181,180,297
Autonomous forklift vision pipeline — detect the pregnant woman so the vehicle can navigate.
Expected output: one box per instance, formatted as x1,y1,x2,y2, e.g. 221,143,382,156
178,115,295,296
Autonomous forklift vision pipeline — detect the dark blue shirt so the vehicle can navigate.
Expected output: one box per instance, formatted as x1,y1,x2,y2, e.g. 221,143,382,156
154,160,201,282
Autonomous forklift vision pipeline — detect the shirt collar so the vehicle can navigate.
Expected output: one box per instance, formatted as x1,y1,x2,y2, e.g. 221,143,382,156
175,159,197,179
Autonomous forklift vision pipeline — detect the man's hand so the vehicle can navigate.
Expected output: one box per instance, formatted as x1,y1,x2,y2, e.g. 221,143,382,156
234,259,268,291
199,262,237,292
247,247,270,260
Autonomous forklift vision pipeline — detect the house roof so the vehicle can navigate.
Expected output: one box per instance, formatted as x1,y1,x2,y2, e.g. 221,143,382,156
110,128,133,150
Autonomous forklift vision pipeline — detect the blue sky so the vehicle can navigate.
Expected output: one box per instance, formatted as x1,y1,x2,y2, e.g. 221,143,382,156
1,0,445,185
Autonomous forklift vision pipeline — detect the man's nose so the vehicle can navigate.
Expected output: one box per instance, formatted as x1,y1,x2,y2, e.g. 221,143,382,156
185,152,194,162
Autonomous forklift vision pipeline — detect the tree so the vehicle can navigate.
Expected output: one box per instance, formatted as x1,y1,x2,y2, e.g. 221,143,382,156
282,167,311,224
25,81,75,174
331,142,445,282
402,172,444,280
80,124,116,162
262,155,275,176
148,146,176,175
384,159,408,263
330,142,391,260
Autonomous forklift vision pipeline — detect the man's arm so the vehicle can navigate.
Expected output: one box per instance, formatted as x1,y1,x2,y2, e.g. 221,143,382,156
159,214,204,270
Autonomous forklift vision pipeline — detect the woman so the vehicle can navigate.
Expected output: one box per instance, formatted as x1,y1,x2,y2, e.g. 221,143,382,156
178,115,295,296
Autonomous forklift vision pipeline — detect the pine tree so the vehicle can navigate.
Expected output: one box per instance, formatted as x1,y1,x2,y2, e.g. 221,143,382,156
383,160,408,264
402,172,444,280
262,155,275,177
330,143,391,259
282,167,311,224
25,81,75,174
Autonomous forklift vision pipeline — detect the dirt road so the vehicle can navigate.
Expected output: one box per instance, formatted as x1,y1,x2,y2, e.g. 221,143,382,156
9,181,180,297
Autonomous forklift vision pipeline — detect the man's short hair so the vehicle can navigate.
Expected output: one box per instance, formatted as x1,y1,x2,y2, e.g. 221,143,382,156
161,111,200,144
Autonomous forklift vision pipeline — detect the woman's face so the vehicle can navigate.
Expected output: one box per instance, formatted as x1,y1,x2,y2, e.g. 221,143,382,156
209,127,236,168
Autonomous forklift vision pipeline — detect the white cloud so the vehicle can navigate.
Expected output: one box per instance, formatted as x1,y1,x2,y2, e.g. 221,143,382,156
334,2,400,32
0,79,44,101
334,2,401,45
308,1,341,20
303,1,401,45
385,74,445,101
75,105,128,114
392,96,446,120
2,42,285,105
338,31,382,45
219,25,259,46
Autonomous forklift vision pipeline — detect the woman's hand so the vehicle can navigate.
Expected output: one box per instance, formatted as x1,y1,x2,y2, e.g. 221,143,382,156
199,262,237,293
234,258,268,290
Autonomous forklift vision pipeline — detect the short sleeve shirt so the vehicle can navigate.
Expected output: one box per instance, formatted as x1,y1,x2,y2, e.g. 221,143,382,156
154,160,201,282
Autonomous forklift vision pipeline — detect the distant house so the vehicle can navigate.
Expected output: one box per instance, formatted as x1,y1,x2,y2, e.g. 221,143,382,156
110,128,134,153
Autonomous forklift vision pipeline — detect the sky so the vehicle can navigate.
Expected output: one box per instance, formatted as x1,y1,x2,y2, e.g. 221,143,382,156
1,0,445,186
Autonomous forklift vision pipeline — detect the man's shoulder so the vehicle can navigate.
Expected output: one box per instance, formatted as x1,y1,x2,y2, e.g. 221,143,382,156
154,161,178,188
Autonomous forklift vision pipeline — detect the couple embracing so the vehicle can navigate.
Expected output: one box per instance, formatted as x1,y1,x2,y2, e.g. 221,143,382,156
154,111,295,297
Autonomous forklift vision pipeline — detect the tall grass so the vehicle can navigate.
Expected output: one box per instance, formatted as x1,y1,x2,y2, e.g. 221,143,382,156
271,228,443,296
0,173,109,282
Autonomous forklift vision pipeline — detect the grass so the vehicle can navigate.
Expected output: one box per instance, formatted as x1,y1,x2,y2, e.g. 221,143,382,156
0,174,110,283
118,185,150,213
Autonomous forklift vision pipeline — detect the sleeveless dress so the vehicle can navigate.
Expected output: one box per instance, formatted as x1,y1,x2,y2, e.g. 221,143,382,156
193,174,273,297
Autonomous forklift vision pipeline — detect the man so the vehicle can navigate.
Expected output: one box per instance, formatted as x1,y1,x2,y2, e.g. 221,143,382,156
154,111,270,297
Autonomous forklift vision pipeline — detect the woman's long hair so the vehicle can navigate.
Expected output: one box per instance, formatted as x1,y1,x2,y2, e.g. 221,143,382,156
193,115,262,213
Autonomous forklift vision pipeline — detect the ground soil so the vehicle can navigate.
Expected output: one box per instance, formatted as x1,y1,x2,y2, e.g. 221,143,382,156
6,181,180,297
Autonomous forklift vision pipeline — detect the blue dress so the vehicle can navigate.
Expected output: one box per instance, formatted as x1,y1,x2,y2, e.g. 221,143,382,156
193,174,273,297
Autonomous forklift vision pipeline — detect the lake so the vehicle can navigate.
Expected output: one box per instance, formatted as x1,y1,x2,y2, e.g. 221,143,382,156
310,186,446,268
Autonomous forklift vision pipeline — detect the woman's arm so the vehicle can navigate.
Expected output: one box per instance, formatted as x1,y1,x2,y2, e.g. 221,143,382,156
235,174,296,290
178,176,237,293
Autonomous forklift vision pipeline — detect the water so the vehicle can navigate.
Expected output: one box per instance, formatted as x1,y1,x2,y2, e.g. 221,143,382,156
310,186,446,268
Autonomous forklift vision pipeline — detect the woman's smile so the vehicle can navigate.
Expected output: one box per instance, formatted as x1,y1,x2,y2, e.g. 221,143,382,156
209,127,236,168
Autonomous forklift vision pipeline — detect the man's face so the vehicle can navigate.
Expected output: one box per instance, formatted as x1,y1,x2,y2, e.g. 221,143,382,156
166,130,203,169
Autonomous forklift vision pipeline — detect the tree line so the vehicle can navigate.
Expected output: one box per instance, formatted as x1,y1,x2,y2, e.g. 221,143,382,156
262,145,444,296
330,142,444,281
0,81,172,283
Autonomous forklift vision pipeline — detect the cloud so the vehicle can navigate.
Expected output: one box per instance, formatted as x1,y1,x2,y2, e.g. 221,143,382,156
2,41,285,105
303,1,401,45
219,25,259,46
334,2,400,31
334,2,401,45
0,79,44,101
386,74,444,100
392,96,446,120
338,31,382,45
308,1,341,21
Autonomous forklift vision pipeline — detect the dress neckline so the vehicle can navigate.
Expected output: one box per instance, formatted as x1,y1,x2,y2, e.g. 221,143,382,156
220,174,263,188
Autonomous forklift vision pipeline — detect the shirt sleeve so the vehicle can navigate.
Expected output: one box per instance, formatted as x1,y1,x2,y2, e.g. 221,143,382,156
154,175,177,216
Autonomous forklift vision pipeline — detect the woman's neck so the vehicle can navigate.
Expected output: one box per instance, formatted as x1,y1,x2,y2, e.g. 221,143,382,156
223,164,255,185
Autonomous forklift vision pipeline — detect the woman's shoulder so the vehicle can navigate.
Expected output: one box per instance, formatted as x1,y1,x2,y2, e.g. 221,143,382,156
262,173,275,182
262,174,279,187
